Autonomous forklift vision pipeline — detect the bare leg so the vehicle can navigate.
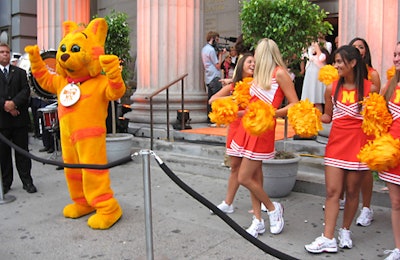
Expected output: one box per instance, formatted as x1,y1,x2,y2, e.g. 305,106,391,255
238,158,275,212
342,171,365,229
323,166,345,239
387,182,400,249
360,170,373,208
249,165,267,220
224,156,242,205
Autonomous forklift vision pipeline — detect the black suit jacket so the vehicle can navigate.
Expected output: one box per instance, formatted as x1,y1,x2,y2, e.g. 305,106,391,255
0,65,31,128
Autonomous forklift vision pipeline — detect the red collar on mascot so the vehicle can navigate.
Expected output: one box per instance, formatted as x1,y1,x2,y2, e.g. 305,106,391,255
67,75,93,84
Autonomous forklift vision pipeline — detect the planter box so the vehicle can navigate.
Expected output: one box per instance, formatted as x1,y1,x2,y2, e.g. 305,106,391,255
106,133,133,162
262,154,301,198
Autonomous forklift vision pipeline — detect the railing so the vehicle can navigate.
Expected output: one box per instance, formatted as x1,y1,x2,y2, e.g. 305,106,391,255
284,116,288,140
145,73,189,150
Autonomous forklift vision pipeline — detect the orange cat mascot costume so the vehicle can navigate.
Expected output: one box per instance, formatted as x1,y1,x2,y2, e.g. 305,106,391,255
25,18,125,229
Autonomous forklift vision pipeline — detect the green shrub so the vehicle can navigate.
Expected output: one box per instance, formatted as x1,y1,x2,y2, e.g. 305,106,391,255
94,10,132,82
240,0,333,64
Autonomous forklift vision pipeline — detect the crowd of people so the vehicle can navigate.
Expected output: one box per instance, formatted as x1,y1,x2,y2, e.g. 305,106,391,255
203,32,400,260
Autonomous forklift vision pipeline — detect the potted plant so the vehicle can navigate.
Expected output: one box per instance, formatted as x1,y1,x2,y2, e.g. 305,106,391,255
100,10,134,162
240,0,333,65
262,151,301,198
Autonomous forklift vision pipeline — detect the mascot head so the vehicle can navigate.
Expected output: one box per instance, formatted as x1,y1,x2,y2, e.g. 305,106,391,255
56,18,108,79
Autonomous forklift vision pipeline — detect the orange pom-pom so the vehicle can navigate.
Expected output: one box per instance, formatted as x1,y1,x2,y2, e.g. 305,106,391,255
387,65,396,81
358,133,400,171
232,77,252,109
318,65,339,86
242,100,276,136
360,92,392,137
208,96,238,126
288,99,323,137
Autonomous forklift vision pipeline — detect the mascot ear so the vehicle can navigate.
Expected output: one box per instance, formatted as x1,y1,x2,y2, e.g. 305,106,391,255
63,21,79,37
86,18,108,47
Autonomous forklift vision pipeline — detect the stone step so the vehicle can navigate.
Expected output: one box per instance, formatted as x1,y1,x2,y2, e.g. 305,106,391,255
131,136,327,190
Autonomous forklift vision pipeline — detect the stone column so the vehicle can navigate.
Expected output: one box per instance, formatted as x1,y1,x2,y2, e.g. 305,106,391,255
126,0,207,137
339,0,398,86
37,0,90,50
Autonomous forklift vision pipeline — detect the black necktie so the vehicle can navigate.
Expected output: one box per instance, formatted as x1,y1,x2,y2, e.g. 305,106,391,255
3,68,8,79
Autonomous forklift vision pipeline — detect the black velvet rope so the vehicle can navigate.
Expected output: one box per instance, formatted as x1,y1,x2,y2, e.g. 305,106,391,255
153,154,298,260
0,132,132,169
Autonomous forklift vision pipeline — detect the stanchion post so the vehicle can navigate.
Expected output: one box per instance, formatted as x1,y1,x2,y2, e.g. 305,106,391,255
0,168,16,204
140,149,154,260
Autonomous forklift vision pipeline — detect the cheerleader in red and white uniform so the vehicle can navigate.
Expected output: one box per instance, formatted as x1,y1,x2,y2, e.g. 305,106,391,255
208,53,255,214
305,45,379,254
229,39,298,237
349,37,381,227
379,41,400,260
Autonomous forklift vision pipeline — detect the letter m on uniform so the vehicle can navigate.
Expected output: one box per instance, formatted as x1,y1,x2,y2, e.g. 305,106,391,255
342,90,355,104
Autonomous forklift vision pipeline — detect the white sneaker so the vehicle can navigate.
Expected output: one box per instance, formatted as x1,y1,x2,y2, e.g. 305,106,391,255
384,248,400,260
210,200,234,214
338,228,353,249
246,216,265,238
322,199,345,210
261,203,267,212
267,202,284,234
356,207,374,226
305,234,338,253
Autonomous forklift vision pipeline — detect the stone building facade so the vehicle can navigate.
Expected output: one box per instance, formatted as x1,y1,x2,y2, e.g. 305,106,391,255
1,0,399,134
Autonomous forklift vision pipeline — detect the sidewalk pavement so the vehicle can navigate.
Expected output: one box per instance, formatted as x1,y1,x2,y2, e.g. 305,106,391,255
0,135,395,260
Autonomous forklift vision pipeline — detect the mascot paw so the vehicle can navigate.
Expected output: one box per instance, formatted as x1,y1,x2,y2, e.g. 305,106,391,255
87,207,123,229
99,55,122,80
24,45,40,57
63,203,95,219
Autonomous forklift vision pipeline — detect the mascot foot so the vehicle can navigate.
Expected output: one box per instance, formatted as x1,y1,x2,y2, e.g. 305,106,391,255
63,203,95,219
87,206,123,230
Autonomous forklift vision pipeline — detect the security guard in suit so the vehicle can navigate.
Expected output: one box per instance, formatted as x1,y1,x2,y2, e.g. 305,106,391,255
0,42,36,194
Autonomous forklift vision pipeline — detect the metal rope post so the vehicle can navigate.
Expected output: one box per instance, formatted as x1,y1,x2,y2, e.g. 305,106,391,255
0,168,16,204
140,149,154,260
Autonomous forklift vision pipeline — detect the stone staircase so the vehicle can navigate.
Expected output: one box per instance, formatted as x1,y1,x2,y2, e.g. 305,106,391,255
129,126,390,207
